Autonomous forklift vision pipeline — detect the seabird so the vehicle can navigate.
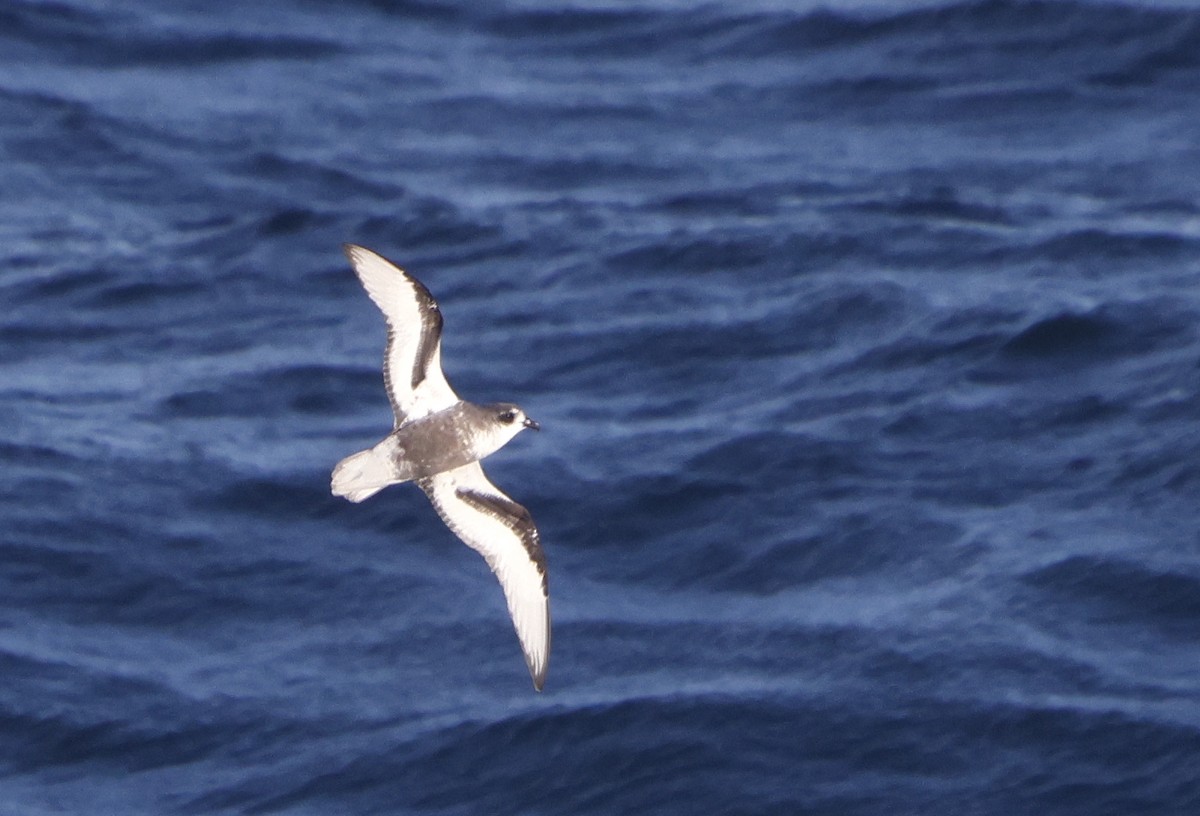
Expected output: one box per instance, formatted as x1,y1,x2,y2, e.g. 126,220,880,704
331,244,550,691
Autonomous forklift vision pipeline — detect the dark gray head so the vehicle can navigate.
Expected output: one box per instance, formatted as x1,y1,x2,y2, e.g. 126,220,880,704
490,402,540,432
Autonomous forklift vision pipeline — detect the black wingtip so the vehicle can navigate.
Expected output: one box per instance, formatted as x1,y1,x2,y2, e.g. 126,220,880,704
529,654,547,692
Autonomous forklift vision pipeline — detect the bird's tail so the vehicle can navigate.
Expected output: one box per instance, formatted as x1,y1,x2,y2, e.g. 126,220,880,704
331,447,394,503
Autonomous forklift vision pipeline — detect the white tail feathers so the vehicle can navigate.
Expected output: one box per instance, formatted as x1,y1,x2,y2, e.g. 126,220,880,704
331,447,394,503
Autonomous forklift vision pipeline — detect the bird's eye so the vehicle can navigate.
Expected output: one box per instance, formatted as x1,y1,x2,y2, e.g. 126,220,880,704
498,410,517,424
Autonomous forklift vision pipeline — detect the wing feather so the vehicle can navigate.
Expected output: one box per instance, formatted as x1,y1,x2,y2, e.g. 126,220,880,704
421,462,550,690
343,244,458,426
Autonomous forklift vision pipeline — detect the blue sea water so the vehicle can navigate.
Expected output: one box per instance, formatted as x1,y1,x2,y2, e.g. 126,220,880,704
3,0,1200,812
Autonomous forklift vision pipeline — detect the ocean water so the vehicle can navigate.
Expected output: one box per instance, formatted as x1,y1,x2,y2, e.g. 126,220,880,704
3,0,1200,812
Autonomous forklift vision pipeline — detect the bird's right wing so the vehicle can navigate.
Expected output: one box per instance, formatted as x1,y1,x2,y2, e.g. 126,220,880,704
420,461,550,691
343,244,459,426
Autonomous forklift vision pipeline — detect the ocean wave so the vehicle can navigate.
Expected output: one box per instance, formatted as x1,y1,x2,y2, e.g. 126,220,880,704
0,1,341,67
1023,555,1200,634
3,0,1200,811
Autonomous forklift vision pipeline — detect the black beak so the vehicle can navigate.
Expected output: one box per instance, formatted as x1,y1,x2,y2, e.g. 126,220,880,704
523,417,541,431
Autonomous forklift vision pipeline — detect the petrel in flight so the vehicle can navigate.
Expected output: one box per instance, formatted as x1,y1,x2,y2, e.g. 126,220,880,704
331,244,549,690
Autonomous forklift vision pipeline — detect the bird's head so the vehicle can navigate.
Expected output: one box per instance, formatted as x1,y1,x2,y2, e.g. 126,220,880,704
493,403,540,435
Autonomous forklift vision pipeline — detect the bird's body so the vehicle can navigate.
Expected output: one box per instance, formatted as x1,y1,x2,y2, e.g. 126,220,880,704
331,244,550,690
335,401,526,491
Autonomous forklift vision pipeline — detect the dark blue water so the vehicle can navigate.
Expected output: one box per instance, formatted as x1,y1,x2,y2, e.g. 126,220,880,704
3,0,1200,812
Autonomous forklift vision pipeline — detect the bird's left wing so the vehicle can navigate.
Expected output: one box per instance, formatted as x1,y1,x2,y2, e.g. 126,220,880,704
343,244,459,427
420,461,550,690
